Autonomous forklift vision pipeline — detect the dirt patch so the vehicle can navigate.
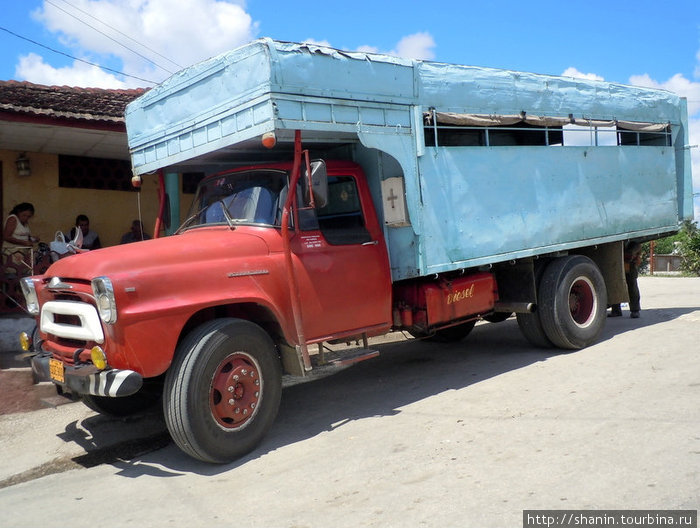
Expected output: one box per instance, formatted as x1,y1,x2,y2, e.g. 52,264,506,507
0,369,67,415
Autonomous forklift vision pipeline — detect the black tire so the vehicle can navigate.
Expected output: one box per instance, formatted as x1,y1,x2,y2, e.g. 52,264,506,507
82,379,162,417
426,320,477,342
516,259,553,348
516,310,553,348
163,318,282,463
538,255,607,350
483,312,512,323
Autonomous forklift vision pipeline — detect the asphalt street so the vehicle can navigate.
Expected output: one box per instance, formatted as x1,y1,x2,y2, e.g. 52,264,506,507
0,276,698,527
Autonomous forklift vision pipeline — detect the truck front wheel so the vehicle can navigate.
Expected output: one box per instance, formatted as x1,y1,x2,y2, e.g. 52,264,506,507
538,255,607,350
82,384,161,417
164,318,282,463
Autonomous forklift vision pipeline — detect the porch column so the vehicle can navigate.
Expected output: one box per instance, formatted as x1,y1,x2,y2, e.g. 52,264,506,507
165,171,180,236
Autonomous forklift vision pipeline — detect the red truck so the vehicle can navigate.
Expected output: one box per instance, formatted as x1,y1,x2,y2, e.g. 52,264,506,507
21,40,693,462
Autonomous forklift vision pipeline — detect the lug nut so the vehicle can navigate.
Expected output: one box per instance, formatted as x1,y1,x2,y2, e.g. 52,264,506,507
228,386,234,392
228,399,235,405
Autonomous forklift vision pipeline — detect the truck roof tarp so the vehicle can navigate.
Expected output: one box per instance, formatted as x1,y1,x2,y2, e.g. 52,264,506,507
125,38,683,174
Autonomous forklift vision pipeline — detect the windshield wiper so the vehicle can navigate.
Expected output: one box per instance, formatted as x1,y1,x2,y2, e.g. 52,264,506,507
217,199,237,229
175,199,238,234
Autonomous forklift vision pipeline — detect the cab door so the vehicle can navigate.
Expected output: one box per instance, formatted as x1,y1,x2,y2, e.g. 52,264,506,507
291,170,392,341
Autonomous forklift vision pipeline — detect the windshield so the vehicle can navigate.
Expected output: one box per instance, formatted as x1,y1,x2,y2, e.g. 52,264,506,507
180,169,288,231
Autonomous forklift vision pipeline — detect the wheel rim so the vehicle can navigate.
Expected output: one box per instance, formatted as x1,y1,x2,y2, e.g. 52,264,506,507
568,276,597,328
210,351,262,430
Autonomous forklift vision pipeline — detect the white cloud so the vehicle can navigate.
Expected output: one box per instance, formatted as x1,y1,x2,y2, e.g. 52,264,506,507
25,0,257,88
302,38,332,48
20,1,434,88
629,72,700,116
561,67,604,81
354,32,436,60
356,45,379,54
15,52,129,88
393,32,436,60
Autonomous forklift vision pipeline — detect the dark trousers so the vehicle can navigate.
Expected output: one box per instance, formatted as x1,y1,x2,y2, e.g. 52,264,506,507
625,266,640,312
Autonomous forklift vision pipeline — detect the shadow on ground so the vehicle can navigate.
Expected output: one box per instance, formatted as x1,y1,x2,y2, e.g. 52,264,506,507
36,304,700,480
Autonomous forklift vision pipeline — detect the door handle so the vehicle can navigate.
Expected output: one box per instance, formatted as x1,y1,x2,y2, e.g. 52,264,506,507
362,240,379,246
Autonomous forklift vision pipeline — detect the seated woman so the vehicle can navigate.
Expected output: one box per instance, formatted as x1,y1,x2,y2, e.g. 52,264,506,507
2,202,38,275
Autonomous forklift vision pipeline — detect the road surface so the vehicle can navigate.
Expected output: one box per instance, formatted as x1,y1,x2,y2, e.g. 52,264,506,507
0,276,698,527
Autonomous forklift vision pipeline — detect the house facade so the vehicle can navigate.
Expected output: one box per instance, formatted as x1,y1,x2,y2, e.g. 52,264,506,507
0,80,165,247
0,81,201,312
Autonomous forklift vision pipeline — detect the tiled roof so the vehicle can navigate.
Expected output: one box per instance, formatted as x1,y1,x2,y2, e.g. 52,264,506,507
0,80,147,123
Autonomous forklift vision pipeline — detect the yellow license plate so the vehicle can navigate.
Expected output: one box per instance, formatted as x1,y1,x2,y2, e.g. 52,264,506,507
49,358,65,384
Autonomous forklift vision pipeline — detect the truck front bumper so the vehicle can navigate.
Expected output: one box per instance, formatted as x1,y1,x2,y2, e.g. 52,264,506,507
31,352,143,398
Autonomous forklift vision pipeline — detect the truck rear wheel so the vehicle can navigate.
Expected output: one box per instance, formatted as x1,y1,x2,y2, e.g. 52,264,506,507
516,311,553,348
538,255,607,349
164,318,282,463
516,259,553,348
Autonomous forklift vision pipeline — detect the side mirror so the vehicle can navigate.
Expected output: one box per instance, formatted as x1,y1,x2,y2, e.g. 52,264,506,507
303,159,328,209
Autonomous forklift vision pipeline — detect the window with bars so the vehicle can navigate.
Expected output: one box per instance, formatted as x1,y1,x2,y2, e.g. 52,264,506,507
58,155,135,191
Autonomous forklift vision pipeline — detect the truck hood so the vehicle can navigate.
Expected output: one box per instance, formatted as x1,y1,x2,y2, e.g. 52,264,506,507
44,227,273,281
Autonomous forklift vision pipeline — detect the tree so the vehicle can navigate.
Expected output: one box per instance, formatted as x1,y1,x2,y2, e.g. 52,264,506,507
644,220,700,276
678,220,700,276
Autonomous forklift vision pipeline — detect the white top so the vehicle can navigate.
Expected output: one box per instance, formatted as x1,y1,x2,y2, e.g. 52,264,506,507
2,214,32,251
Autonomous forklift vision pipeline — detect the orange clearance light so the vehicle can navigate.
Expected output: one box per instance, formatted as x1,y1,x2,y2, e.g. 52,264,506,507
131,174,142,188
19,331,32,352
262,131,277,149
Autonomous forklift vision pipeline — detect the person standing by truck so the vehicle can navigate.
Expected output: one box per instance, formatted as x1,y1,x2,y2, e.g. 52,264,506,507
609,241,643,318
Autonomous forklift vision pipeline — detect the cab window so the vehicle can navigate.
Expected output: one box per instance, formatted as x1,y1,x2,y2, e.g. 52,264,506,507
316,176,371,245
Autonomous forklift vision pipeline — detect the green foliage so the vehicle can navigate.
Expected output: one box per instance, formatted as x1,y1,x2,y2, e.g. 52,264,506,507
644,220,700,276
650,234,681,255
678,220,700,276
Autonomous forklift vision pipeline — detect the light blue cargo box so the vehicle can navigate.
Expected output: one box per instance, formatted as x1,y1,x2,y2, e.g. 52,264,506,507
125,38,693,281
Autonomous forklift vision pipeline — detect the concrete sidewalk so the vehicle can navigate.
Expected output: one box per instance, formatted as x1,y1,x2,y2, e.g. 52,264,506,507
0,400,168,488
0,314,169,488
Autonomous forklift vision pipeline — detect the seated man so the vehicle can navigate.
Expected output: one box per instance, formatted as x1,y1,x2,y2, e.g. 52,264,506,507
120,220,151,244
67,214,101,250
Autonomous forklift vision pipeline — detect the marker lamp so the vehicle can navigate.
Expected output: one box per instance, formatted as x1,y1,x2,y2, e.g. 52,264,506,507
19,331,32,352
90,346,108,370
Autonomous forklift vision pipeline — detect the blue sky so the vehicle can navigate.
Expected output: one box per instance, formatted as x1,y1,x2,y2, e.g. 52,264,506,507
1,0,699,215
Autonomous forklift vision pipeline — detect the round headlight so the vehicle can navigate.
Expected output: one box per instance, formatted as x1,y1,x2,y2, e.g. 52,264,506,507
20,278,39,315
91,277,117,324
